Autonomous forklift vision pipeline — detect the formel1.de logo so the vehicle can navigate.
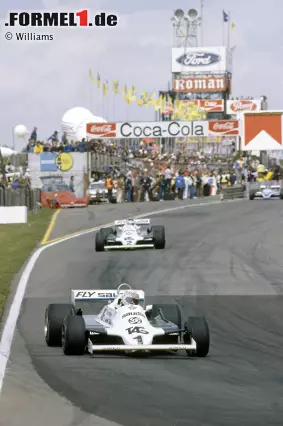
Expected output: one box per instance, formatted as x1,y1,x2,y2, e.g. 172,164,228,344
5,10,118,28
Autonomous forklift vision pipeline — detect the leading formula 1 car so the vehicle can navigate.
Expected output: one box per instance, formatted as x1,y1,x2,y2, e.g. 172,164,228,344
95,217,165,251
249,181,283,200
44,283,210,357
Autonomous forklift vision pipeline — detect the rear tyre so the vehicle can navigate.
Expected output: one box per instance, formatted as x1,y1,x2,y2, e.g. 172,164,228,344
45,304,74,346
95,232,105,251
249,191,255,200
184,316,210,357
280,191,283,200
62,315,86,355
152,225,166,249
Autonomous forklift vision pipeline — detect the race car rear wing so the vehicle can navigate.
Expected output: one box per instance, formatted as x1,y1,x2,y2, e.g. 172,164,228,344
71,289,145,303
114,219,150,226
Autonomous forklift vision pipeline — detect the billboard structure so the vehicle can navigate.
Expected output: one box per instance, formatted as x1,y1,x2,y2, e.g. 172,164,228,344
86,120,239,139
172,47,230,73
241,111,283,151
174,77,227,92
227,99,261,115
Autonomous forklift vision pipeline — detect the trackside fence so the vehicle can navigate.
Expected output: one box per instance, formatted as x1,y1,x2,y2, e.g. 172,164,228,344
222,185,246,200
0,188,41,211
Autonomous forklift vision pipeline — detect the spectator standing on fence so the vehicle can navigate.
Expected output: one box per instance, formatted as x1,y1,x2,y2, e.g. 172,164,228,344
175,171,185,200
125,172,132,202
183,171,190,199
157,174,165,201
30,127,37,142
140,172,151,202
196,172,203,198
116,174,125,203
164,165,172,192
69,176,75,192
34,141,43,153
105,175,114,200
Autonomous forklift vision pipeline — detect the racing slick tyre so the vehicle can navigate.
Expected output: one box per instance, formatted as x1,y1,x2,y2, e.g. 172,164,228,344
249,191,256,200
62,315,86,355
184,316,210,357
152,225,166,249
45,304,74,347
280,191,283,200
95,232,105,251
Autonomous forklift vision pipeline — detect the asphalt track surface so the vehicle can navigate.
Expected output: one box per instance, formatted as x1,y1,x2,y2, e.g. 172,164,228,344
1,200,283,426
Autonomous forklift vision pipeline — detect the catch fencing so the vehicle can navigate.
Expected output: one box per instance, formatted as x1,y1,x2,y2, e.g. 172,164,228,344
0,187,41,211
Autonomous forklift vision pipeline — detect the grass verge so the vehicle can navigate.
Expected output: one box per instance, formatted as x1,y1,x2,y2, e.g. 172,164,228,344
0,208,54,318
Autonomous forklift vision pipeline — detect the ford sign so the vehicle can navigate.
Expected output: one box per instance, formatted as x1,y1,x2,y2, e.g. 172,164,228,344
176,52,221,67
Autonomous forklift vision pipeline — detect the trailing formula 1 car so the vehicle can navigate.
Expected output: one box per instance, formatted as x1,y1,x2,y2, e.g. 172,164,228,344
249,181,283,200
95,217,165,251
44,283,210,357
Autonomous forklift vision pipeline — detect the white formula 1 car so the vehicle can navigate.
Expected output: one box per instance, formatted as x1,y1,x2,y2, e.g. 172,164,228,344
95,217,165,251
45,283,210,357
249,181,283,200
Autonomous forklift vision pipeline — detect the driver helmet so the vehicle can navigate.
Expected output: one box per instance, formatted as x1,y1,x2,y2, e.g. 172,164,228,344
127,215,134,224
121,291,139,306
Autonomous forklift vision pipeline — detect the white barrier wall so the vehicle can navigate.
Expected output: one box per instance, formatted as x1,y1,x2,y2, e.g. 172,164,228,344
0,206,28,224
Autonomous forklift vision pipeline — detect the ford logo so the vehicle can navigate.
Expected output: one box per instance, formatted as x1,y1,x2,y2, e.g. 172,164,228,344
176,52,221,67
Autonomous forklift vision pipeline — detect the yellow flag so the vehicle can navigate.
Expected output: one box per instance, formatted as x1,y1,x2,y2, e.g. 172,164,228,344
103,81,108,97
123,84,128,97
231,21,236,31
89,68,95,83
97,72,101,88
112,80,119,94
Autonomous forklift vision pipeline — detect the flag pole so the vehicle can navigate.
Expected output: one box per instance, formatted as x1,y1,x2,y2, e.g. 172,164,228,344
222,14,225,46
227,12,231,47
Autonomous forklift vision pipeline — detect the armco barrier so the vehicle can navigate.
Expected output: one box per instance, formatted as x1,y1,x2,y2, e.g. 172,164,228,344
0,188,41,210
222,185,245,200
0,206,28,224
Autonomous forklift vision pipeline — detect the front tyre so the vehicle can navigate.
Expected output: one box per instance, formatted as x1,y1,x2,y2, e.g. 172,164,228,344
184,316,210,357
95,232,105,251
45,304,74,346
62,315,86,355
152,225,166,249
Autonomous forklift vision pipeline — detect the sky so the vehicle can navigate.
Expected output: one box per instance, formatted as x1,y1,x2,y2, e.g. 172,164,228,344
0,0,283,149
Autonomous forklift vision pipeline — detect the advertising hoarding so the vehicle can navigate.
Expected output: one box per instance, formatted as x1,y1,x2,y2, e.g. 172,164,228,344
180,100,224,112
174,77,227,92
227,99,261,115
172,47,228,73
242,111,283,151
86,120,239,139
86,121,208,139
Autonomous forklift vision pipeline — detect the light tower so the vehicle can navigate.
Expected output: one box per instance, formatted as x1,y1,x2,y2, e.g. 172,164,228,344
171,8,202,48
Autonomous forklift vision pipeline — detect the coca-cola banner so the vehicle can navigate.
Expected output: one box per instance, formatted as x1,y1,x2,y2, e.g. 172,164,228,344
227,99,261,115
86,120,239,139
208,120,239,136
172,46,229,73
86,121,209,139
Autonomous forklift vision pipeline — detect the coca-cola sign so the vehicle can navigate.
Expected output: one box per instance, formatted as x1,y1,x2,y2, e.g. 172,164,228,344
86,122,117,138
172,47,227,73
176,52,220,67
208,120,239,135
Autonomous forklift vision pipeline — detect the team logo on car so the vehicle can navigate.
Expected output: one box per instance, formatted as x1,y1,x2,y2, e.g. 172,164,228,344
128,317,142,324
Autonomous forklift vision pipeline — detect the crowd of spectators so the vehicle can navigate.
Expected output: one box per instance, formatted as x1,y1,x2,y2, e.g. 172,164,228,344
91,166,243,203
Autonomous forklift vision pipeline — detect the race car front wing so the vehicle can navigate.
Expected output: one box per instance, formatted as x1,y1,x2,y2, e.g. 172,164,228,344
88,339,197,353
104,244,154,250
